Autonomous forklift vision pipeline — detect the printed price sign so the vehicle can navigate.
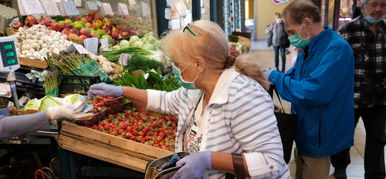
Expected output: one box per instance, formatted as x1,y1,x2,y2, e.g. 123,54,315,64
119,53,131,66
86,1,98,11
18,0,45,16
41,0,60,16
117,3,129,16
100,38,109,47
101,3,114,16
141,2,150,17
65,43,89,54
62,0,80,16
84,38,99,55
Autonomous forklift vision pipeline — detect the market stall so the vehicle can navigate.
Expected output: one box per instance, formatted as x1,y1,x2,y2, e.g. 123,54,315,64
0,1,248,178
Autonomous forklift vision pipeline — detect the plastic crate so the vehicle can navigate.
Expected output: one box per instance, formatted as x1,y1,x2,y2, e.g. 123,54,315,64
59,75,101,95
0,72,44,87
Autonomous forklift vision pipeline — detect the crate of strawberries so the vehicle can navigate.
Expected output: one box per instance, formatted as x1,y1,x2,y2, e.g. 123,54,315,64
59,95,176,172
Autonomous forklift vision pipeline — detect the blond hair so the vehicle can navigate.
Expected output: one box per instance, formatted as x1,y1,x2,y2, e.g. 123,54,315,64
283,0,321,24
161,20,230,70
235,53,269,90
162,20,268,89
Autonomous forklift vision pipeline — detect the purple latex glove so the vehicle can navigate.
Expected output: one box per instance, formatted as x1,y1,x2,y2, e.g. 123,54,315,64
170,151,212,179
263,68,275,79
87,83,123,99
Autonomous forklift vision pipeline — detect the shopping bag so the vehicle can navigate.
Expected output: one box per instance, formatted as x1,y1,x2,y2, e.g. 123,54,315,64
145,152,189,179
268,84,297,163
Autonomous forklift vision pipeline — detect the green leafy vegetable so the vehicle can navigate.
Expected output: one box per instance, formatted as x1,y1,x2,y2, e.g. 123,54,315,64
39,96,62,111
23,99,42,111
64,94,84,105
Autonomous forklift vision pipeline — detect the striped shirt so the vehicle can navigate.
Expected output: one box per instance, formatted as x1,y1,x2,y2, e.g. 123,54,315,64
147,68,290,179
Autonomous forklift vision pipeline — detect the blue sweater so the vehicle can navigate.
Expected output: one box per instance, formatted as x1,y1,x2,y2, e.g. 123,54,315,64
269,27,355,157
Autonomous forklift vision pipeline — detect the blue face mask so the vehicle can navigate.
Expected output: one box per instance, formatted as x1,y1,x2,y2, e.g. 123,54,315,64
364,15,386,24
172,63,199,90
288,23,310,49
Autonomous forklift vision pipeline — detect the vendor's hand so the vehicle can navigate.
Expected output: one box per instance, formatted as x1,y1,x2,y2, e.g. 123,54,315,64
263,68,275,78
170,151,212,179
87,83,123,99
47,104,94,121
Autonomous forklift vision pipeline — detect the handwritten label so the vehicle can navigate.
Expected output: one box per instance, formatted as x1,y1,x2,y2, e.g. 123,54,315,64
117,3,129,16
65,43,89,54
85,1,98,11
100,38,109,47
119,53,131,67
84,37,98,55
62,0,80,16
41,0,60,16
101,3,114,16
141,2,151,17
17,0,45,16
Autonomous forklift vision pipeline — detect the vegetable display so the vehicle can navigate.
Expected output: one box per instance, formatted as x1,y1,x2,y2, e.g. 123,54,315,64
23,95,62,111
12,24,72,60
100,33,164,63
113,70,180,92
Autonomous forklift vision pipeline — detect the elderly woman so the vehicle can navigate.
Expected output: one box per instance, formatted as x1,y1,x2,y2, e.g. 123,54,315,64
88,20,290,179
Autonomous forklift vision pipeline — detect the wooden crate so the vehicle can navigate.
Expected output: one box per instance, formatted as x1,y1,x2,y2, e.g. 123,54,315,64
19,57,48,69
58,121,173,173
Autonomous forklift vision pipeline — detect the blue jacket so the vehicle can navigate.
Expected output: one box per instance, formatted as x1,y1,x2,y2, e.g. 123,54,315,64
269,27,355,157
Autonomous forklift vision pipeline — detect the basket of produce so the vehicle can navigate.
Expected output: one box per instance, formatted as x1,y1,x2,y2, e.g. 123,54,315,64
59,96,177,172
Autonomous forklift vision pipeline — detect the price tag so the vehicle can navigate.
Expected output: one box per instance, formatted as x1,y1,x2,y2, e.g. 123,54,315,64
117,3,129,16
62,0,80,16
101,3,114,16
41,0,60,16
128,0,136,6
141,2,150,17
17,0,45,16
65,43,89,54
84,37,99,55
119,53,131,67
86,1,98,11
100,38,109,47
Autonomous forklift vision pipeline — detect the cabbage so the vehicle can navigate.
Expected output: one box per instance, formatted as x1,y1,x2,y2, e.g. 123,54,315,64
39,96,62,111
64,94,84,105
23,98,41,111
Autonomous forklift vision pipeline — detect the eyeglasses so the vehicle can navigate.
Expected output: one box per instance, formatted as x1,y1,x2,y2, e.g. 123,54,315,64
183,24,196,37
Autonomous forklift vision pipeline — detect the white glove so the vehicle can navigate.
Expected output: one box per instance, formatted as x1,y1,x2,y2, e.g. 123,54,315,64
47,104,94,121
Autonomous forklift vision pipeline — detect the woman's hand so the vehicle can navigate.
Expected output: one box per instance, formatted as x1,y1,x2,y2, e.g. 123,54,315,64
87,83,123,99
171,151,212,179
47,104,94,121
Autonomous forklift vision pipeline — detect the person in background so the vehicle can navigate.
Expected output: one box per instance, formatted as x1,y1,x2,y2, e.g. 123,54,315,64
88,20,290,179
330,0,385,179
272,12,287,72
0,105,93,138
264,0,355,178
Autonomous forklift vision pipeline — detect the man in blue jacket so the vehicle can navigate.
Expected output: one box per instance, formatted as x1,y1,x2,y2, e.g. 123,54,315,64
264,1,355,179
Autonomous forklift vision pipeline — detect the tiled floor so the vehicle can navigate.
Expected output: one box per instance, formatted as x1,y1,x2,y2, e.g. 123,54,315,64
249,45,386,179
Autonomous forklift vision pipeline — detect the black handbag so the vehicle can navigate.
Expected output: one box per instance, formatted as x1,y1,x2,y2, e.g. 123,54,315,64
268,85,297,164
279,23,290,48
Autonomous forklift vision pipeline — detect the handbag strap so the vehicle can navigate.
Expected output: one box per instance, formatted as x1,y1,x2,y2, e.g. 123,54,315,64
269,84,288,114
